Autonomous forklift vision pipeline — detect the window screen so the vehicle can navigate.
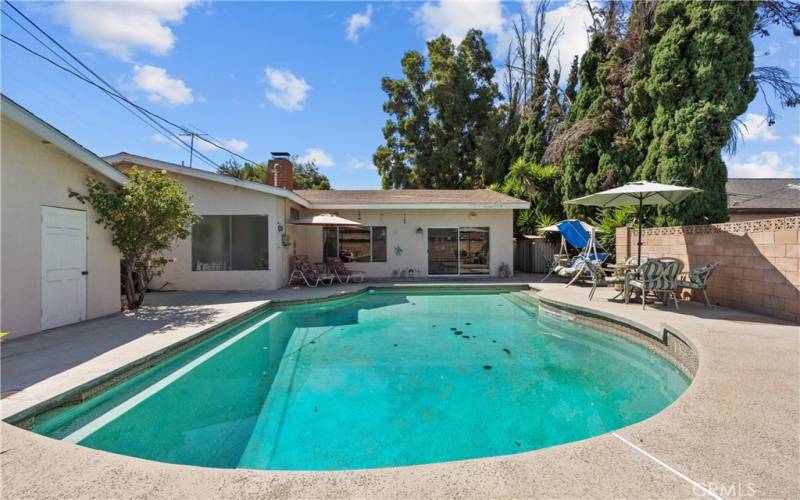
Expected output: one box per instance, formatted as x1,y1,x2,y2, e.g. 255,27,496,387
192,215,268,271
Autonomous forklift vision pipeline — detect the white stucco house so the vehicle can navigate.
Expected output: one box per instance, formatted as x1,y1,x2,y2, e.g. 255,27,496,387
105,152,528,292
1,95,127,338
1,95,527,338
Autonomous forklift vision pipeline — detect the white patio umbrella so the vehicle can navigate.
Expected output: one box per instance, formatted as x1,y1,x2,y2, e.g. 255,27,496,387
566,181,702,264
288,213,364,227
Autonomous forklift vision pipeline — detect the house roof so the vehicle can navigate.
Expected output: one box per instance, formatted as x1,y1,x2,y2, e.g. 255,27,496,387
104,152,312,208
1,94,127,185
295,189,529,209
726,178,800,213
104,152,529,209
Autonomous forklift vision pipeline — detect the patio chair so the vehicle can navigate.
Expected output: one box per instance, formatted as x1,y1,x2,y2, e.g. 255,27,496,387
677,260,720,307
289,255,334,288
326,257,366,284
583,260,625,301
627,258,683,310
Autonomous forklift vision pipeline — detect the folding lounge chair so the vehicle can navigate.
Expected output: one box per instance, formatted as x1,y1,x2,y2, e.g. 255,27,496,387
326,257,366,284
677,261,720,307
289,255,334,287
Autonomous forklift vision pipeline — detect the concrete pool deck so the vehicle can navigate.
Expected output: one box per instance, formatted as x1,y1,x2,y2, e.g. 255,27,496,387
1,278,798,499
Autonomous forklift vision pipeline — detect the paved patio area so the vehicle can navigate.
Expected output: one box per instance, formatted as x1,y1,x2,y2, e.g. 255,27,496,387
1,277,798,499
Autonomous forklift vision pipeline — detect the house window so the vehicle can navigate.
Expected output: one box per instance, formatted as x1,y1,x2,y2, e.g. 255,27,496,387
323,226,387,263
192,215,268,271
289,207,300,221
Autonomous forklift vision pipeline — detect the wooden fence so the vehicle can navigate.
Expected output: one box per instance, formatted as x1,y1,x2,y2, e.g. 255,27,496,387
513,238,558,273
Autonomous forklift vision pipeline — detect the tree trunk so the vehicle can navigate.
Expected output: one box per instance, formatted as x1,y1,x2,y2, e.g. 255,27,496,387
136,268,148,307
123,261,140,309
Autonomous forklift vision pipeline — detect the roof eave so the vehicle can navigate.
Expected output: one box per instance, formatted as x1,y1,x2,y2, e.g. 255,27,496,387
307,202,529,210
104,152,312,208
2,95,127,185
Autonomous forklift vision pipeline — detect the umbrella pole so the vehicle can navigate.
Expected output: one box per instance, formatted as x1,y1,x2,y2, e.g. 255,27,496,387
637,197,643,264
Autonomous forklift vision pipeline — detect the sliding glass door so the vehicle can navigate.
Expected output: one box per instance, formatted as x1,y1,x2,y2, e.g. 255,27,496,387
459,227,490,274
427,227,490,275
428,228,459,275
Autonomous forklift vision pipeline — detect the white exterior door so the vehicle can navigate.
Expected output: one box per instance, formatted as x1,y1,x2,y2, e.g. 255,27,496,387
41,206,87,330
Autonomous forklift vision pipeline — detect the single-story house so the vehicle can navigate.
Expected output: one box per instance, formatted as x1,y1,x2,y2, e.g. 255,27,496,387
727,178,800,222
0,96,526,338
1,95,127,338
105,152,528,292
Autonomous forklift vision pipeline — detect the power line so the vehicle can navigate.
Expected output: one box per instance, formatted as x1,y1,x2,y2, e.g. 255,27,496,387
2,1,218,169
1,33,218,170
1,1,225,170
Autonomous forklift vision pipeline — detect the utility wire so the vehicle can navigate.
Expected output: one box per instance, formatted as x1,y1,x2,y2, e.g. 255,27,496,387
2,1,220,170
2,1,224,170
1,33,219,170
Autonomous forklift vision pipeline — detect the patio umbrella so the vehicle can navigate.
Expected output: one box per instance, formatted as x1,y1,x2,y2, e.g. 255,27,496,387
288,213,364,226
566,181,701,264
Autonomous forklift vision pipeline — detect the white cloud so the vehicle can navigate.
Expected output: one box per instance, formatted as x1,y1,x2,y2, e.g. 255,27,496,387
414,0,505,43
132,65,193,106
52,1,196,60
538,0,594,75
264,68,311,111
150,133,182,149
739,113,779,142
793,135,800,145
345,156,375,171
414,0,592,80
726,151,800,178
197,137,249,153
346,5,373,42
297,148,334,168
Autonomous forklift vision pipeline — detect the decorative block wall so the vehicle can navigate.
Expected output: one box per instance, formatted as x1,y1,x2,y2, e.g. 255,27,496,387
616,216,799,323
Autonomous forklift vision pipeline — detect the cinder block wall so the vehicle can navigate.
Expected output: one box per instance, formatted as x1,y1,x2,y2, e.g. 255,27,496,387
616,217,799,323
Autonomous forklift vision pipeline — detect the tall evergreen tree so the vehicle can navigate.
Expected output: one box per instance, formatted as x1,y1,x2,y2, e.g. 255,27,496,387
543,69,563,141
374,50,430,188
513,56,549,163
634,0,758,224
557,32,619,216
374,30,500,188
564,55,579,109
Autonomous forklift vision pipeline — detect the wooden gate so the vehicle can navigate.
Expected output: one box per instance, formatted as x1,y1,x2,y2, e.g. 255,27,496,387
513,237,558,273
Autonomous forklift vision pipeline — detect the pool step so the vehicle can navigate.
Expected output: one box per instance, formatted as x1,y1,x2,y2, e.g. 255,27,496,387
504,291,539,316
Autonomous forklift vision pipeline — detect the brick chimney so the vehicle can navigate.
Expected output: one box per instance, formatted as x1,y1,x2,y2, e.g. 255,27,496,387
266,152,293,190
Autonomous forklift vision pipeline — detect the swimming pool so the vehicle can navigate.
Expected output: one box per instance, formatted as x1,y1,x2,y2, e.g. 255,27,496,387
29,289,689,471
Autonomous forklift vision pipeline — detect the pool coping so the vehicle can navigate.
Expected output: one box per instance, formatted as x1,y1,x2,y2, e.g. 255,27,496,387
2,282,798,499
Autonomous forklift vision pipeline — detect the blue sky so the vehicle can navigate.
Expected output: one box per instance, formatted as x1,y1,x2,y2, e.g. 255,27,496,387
2,1,798,189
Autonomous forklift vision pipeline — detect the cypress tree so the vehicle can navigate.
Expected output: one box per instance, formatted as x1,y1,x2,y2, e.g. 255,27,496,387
559,33,616,215
636,0,758,224
564,55,579,109
543,69,563,142
513,56,549,163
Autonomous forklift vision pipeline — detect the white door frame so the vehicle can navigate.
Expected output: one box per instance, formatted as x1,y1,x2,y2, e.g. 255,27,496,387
41,206,87,330
427,226,491,276
427,226,460,276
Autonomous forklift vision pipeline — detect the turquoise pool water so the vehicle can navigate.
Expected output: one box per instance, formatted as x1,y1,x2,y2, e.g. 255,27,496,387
30,289,689,471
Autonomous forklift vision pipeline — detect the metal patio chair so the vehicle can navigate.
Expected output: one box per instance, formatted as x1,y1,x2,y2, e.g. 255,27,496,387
677,261,720,307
